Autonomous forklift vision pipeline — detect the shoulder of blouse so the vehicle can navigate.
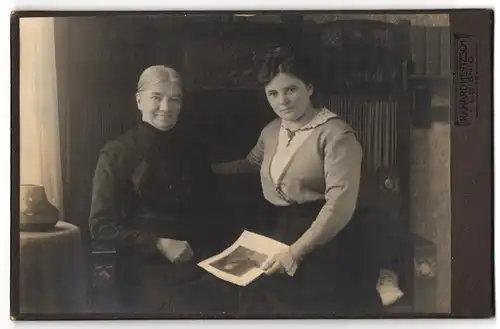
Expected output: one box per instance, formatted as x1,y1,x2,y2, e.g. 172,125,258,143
259,117,281,141
314,117,362,158
317,117,357,140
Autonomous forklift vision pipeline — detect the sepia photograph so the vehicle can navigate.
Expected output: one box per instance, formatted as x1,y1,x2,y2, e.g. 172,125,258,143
209,246,267,277
197,229,290,286
11,9,493,320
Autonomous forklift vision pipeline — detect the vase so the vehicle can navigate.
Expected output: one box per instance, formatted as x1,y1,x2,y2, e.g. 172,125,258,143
20,184,60,232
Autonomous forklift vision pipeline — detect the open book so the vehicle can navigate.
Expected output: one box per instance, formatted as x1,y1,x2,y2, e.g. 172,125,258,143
197,230,289,286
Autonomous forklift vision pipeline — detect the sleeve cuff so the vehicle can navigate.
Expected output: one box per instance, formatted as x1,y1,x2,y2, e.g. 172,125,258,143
282,248,299,277
290,229,316,260
138,232,159,254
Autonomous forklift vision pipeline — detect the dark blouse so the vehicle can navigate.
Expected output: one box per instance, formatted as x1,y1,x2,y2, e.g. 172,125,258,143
88,122,217,254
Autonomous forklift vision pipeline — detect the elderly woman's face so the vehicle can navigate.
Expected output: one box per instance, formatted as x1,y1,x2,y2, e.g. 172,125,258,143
136,81,183,131
265,73,313,122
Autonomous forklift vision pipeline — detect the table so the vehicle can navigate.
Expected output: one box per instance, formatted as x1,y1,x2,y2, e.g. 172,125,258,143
19,221,87,314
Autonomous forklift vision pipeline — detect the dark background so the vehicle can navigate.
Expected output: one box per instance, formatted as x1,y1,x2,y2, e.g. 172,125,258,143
53,13,412,243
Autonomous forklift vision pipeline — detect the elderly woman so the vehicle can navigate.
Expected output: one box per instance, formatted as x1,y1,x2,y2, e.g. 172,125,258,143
167,49,384,316
88,65,231,313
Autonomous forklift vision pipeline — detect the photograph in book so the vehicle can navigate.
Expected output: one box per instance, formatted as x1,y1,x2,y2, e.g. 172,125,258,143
13,9,493,320
197,230,290,286
209,246,268,277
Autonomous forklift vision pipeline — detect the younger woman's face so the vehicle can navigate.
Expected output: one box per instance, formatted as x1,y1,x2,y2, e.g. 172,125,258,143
264,72,313,122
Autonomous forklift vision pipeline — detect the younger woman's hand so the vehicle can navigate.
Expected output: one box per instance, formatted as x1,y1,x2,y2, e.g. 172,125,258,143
262,248,299,276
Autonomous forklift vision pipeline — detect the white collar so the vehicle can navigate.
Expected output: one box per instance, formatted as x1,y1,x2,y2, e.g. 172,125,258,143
281,108,338,132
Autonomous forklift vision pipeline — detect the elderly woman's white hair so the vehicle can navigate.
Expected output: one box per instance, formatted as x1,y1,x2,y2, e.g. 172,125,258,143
136,65,182,93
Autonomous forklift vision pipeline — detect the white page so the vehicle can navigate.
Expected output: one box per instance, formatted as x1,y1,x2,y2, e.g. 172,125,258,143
197,230,289,286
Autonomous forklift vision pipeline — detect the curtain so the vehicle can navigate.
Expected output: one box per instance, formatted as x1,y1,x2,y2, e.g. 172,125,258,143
19,18,63,216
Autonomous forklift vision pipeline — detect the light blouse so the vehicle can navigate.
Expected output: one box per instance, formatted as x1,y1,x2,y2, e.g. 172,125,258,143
214,108,363,263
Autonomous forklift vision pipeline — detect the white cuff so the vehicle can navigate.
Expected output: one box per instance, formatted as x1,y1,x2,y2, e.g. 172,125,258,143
281,249,299,277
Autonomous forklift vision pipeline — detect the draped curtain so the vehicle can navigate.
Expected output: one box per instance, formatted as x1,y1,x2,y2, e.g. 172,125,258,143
19,17,63,215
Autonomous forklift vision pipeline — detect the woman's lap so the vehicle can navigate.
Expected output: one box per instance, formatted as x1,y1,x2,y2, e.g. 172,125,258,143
116,257,208,313
163,272,298,316
133,202,385,316
163,274,239,315
162,270,382,317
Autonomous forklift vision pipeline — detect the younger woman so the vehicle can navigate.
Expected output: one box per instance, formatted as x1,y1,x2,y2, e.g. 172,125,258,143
167,49,383,316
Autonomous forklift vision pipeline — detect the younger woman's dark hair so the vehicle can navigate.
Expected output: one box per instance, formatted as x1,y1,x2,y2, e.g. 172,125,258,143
257,47,323,107
257,47,317,87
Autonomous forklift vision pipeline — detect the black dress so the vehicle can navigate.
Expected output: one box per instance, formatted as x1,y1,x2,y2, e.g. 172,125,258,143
89,123,237,313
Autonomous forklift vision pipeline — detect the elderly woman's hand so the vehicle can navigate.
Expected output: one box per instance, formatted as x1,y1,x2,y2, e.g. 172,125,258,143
156,238,194,264
262,248,300,276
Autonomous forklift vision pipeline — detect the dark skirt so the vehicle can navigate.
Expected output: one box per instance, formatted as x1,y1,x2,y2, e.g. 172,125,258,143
114,212,239,313
115,245,214,313
164,201,384,317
